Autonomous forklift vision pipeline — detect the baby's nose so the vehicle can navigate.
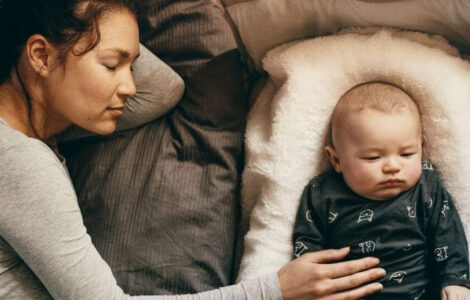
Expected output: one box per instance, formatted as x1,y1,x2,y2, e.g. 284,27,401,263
383,159,400,173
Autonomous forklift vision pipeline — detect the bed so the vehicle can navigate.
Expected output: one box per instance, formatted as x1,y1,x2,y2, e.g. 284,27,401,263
59,0,470,294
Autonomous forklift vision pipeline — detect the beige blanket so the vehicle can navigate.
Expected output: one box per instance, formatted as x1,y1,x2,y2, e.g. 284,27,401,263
238,28,470,280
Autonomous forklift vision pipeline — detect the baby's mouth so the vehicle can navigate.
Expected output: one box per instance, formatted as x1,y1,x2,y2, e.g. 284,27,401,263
380,179,403,187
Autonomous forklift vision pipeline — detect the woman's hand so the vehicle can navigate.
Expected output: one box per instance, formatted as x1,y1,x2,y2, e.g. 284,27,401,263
441,285,470,300
278,247,385,300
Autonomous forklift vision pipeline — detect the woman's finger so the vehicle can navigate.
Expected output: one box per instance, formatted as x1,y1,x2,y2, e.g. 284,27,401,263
328,282,383,300
325,256,381,279
327,267,385,293
303,247,351,264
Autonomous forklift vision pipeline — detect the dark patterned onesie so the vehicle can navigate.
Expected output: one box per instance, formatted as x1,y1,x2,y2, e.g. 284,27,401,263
293,162,470,299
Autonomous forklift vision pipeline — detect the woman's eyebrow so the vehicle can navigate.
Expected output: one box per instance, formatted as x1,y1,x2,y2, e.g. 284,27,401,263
102,48,139,59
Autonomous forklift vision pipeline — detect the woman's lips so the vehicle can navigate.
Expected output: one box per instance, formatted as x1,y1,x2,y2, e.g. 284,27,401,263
107,107,125,117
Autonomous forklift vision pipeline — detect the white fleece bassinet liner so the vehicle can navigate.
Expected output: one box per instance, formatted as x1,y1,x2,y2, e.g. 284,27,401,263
237,28,470,280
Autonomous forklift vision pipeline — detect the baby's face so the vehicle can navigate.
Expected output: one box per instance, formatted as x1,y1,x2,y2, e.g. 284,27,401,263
331,108,422,201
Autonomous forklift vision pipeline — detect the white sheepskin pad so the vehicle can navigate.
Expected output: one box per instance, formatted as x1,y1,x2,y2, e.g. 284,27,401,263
237,28,470,281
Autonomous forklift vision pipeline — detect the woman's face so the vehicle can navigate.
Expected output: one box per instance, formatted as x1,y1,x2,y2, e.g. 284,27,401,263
44,9,140,135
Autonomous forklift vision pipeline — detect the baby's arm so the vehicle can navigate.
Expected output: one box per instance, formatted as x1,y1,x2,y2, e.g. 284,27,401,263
292,179,328,257
425,169,470,298
291,178,385,298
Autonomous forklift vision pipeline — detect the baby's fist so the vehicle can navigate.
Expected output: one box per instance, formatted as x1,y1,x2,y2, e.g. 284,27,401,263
441,285,470,300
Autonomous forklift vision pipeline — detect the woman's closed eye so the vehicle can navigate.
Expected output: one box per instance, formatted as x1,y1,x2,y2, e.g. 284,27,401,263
103,62,134,73
103,63,118,71
101,57,120,71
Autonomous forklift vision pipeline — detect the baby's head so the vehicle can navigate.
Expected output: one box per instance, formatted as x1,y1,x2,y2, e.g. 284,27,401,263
325,82,423,201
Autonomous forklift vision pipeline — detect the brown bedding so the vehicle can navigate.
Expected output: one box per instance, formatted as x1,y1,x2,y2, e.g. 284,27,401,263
59,0,247,295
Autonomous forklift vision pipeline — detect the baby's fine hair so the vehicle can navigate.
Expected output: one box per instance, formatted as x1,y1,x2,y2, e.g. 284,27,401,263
329,82,421,146
335,82,418,116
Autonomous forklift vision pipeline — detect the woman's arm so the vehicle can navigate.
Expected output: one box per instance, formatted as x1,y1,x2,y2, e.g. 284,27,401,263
0,138,384,299
1,138,282,299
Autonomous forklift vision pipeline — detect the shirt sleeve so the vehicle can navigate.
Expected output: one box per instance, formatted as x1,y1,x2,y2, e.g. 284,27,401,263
292,179,328,258
0,140,281,300
426,169,470,290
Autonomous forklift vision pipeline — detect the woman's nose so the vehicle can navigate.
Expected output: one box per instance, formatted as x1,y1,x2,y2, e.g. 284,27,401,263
118,69,137,98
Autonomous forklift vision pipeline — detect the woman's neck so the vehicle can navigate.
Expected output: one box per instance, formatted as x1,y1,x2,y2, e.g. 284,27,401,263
0,75,70,140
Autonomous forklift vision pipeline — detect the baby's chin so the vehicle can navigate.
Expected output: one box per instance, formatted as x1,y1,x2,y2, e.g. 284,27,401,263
360,187,409,201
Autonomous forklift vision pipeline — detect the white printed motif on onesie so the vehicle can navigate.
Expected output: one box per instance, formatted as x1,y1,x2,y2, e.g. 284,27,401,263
294,241,308,258
434,246,448,261
305,210,313,222
389,271,407,284
358,241,375,254
328,212,338,223
407,205,416,218
441,200,450,217
357,209,373,223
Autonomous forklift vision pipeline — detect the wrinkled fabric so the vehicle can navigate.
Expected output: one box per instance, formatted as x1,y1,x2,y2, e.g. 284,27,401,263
60,0,248,295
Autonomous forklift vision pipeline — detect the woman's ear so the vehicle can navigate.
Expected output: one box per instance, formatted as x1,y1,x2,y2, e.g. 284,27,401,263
325,145,341,173
25,34,57,77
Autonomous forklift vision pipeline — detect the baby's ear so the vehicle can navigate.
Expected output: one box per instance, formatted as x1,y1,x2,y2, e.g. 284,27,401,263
325,146,341,173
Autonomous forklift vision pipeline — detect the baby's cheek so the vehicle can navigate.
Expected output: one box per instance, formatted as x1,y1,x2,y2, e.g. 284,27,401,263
350,165,377,187
414,167,422,181
408,164,422,185
356,164,377,179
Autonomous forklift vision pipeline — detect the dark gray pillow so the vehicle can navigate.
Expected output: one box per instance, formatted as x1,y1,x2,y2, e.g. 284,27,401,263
59,0,247,295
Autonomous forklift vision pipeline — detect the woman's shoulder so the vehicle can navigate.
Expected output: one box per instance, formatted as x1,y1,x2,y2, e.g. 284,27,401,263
0,118,26,151
0,121,76,214
0,120,65,178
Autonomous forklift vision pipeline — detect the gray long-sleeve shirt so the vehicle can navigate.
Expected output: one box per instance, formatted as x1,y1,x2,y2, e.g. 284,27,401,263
0,117,282,299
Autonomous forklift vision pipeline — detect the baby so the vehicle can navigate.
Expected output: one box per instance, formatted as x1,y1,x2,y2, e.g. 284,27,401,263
293,82,470,299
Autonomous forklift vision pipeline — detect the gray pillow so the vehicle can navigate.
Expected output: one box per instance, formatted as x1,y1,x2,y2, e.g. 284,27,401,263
59,0,247,295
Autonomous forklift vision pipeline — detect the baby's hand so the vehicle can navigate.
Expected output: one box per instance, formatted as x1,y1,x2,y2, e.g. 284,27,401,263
441,285,470,300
